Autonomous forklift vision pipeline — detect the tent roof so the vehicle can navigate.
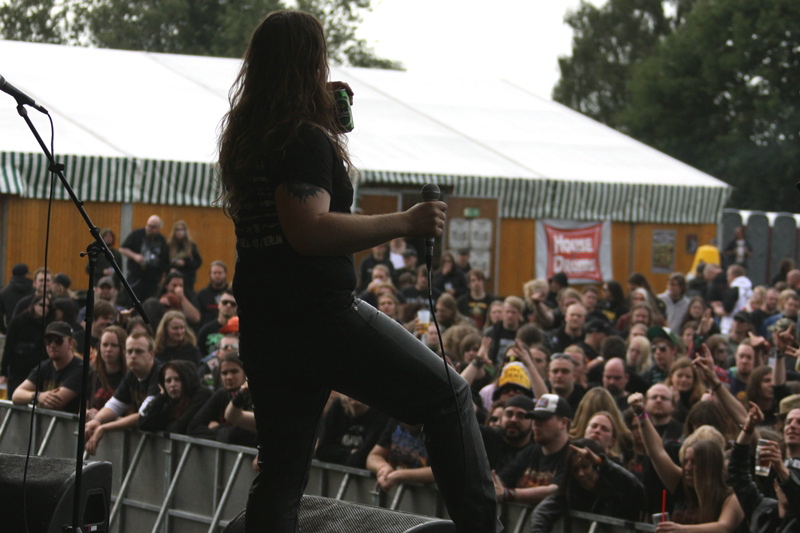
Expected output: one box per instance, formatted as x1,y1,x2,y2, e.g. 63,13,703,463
0,40,730,222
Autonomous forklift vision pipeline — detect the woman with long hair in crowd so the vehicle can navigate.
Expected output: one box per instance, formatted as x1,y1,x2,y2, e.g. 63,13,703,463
1,293,55,398
569,387,633,461
168,220,203,294
89,325,128,411
138,360,212,435
217,9,498,532
630,392,744,531
665,357,706,424
626,334,652,376
746,364,791,427
154,310,201,365
600,280,628,326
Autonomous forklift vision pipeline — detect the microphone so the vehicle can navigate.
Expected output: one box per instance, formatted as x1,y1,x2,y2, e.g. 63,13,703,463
421,183,441,268
0,75,48,114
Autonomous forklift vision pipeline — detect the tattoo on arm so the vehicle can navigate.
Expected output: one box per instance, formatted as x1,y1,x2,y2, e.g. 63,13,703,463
284,181,323,203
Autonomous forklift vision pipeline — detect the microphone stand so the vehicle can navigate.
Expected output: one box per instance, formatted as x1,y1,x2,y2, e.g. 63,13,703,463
12,103,150,533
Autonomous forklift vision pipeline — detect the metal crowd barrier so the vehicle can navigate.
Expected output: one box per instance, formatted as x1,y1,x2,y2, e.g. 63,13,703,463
0,401,655,532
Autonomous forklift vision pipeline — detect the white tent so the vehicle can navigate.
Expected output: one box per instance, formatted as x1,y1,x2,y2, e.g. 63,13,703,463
0,39,730,223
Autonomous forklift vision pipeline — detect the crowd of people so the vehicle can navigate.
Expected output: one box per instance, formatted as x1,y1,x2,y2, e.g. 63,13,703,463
1,220,799,532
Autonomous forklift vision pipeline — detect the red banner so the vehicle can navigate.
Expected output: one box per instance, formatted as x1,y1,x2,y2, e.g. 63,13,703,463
543,223,604,282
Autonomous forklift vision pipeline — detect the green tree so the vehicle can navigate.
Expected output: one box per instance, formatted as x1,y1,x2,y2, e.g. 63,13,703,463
0,0,401,68
553,0,673,128
619,0,800,211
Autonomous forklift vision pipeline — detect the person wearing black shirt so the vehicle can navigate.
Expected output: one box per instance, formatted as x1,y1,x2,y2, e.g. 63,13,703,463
315,395,389,469
11,321,83,413
481,395,535,472
195,261,231,327
217,10,498,533
120,215,170,303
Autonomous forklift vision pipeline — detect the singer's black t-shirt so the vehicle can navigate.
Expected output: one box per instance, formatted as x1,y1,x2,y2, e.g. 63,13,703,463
232,125,356,320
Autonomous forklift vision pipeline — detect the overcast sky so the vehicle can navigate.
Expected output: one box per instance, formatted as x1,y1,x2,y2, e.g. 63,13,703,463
357,0,602,99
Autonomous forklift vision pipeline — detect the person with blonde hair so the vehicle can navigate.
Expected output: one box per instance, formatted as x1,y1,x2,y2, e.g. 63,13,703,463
569,387,633,461
630,393,744,531
154,310,201,365
168,219,202,294
522,278,554,329
666,357,706,423
626,334,651,375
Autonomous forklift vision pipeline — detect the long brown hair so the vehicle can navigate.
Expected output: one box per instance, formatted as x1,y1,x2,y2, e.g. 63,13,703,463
217,9,352,218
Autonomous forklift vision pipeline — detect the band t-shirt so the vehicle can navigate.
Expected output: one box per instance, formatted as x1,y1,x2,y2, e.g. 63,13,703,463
233,125,355,319
25,357,83,413
113,363,161,410
498,441,569,490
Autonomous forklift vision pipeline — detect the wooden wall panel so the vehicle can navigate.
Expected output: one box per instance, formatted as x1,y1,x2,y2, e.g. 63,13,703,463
130,204,237,288
3,198,123,290
497,219,536,298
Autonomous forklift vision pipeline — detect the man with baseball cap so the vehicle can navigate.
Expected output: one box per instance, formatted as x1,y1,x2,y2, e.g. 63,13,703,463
12,321,83,413
481,395,535,471
493,394,572,507
641,326,680,388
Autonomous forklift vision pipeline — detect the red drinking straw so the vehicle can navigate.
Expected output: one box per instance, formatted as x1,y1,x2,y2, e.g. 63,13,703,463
661,489,667,521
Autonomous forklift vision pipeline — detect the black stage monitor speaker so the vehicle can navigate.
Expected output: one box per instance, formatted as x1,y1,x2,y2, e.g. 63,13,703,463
0,453,112,533
222,495,455,533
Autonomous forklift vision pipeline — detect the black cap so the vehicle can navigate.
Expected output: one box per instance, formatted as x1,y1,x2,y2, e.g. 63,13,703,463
53,273,71,288
548,272,568,286
733,310,751,323
585,319,611,334
526,394,573,420
505,395,536,412
12,264,29,276
45,321,73,338
97,276,115,288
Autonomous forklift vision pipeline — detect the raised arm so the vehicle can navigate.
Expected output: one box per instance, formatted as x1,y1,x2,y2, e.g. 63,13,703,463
628,393,682,492
275,181,445,256
693,344,747,426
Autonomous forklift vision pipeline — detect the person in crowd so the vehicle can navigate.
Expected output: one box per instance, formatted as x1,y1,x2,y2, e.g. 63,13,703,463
644,383,684,444
366,419,434,492
315,394,390,469
599,280,627,326
12,267,52,319
138,359,212,434
548,302,586,353
142,271,201,327
722,225,752,269
659,273,691,333
626,333,651,375
357,264,395,307
198,332,239,390
746,364,791,428
126,316,154,338
400,265,440,308
376,292,402,323
485,300,504,331
581,286,607,323
52,297,85,354
196,290,237,357
784,407,800,470
458,269,495,330
480,360,536,412
153,310,201,365
564,345,589,390
480,395,535,472
627,272,667,319
682,398,740,443
387,237,410,270
217,10,497,533
357,244,394,292
521,278,554,330
167,220,203,294
1,293,54,397
568,387,632,459
86,228,123,287
726,339,761,402
548,352,586,413
189,353,258,447
11,321,83,413
761,289,800,337
545,272,568,310
432,251,467,299
751,287,780,336
485,296,525,365
715,265,753,335
88,325,127,411
0,263,33,333
84,332,162,455
602,357,630,411
549,288,582,332
120,215,171,303
493,394,572,507
454,248,472,276
441,324,480,368
529,438,644,532
730,402,800,533
629,393,744,531
83,299,116,353
434,293,473,333
578,318,611,364
665,357,705,424
641,325,680,387
224,381,258,433
78,276,127,324
51,273,74,301
195,260,231,327
392,248,418,287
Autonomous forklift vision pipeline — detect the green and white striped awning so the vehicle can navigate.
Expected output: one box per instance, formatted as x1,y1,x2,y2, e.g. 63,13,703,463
360,170,731,224
1,152,219,207
1,152,729,223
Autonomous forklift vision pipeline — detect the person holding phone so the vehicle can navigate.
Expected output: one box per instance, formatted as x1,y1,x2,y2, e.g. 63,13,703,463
217,10,498,533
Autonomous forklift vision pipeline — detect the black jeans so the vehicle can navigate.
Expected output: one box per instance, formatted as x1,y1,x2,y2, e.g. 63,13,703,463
238,298,501,533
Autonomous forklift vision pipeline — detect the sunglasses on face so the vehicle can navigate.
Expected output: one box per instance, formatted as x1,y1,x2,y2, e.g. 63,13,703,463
219,300,237,307
45,335,64,346
653,344,669,352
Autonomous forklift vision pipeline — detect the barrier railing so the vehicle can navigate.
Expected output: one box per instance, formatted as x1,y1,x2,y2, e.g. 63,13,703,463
0,401,655,532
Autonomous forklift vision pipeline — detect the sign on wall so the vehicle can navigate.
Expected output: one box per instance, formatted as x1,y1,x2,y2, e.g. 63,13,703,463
448,218,493,276
535,220,612,283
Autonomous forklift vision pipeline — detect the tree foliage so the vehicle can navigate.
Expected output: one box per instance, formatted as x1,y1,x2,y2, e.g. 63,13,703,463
619,0,800,211
552,0,674,128
0,0,400,68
